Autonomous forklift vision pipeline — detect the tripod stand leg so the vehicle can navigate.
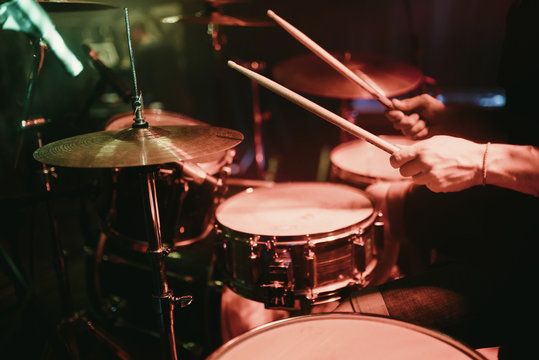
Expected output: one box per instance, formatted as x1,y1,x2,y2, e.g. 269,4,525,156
82,315,131,359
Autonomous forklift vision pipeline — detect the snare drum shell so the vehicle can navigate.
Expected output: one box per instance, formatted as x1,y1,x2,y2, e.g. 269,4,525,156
215,183,379,306
208,314,487,360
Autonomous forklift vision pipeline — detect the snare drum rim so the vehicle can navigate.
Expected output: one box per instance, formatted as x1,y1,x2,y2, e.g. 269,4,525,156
330,164,389,186
207,313,488,360
215,182,376,242
216,210,377,246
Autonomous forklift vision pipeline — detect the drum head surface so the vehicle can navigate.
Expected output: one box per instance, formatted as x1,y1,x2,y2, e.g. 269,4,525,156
216,182,373,237
208,314,485,360
331,135,416,181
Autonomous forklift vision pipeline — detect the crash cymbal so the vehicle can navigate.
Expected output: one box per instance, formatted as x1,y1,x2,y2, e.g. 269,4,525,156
37,0,116,12
162,12,273,27
272,52,423,99
33,125,243,168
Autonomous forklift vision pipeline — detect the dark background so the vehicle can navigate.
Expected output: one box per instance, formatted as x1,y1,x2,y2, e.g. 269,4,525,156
0,0,514,358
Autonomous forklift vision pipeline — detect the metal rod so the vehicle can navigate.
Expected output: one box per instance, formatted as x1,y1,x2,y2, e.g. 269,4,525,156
139,168,178,360
14,39,45,169
123,8,145,126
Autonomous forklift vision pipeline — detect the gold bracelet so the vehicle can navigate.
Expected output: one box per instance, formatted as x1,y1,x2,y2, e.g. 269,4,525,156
482,142,490,186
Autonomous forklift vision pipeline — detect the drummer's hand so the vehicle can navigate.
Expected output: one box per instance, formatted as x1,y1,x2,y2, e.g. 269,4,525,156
389,135,484,193
385,94,445,140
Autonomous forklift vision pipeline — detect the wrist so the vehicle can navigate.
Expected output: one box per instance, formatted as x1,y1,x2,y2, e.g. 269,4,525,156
481,142,490,186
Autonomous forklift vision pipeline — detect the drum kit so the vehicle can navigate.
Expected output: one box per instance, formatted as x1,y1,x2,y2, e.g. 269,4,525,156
1,1,488,360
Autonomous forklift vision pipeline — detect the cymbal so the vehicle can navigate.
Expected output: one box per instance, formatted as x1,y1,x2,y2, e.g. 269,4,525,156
33,125,244,168
163,12,274,27
272,52,423,99
37,1,116,12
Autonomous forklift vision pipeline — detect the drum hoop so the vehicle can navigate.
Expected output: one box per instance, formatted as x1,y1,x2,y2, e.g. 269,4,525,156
216,182,376,239
208,313,488,360
330,164,391,185
217,209,377,246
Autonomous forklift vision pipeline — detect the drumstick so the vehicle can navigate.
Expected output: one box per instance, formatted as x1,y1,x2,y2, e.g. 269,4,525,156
228,61,400,154
267,10,393,109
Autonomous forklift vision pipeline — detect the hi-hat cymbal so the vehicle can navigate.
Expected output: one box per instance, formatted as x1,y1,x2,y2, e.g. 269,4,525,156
37,0,116,12
33,125,244,168
162,12,274,27
272,52,423,99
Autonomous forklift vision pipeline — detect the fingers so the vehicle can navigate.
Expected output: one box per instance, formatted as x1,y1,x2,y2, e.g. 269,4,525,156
389,146,418,169
413,126,429,140
392,95,431,112
401,116,428,139
398,157,425,177
385,99,430,139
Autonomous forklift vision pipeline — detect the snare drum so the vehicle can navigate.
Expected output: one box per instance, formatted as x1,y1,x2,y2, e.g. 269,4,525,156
215,182,382,309
207,314,487,360
330,135,416,188
103,109,232,248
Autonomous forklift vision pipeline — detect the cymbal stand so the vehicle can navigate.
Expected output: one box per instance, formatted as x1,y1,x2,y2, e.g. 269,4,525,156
138,167,193,360
248,61,269,179
339,99,359,143
208,22,271,179
124,8,192,359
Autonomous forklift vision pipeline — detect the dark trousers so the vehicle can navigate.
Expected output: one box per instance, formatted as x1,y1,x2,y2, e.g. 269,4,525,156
377,185,539,357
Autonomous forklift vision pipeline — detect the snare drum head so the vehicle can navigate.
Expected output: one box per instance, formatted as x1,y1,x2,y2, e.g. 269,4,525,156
208,314,485,360
216,182,373,237
331,135,416,183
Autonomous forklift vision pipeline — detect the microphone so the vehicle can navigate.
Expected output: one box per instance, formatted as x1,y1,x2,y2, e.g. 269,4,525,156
0,0,83,76
82,44,132,103
177,161,224,193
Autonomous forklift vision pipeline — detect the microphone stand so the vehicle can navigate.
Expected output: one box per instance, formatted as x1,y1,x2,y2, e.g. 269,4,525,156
5,21,131,360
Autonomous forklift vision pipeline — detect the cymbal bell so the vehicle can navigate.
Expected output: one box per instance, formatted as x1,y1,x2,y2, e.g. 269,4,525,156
33,125,244,168
37,1,116,12
272,52,423,99
162,12,274,27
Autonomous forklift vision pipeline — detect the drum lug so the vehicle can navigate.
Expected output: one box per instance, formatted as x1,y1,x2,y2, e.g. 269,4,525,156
260,246,295,308
249,235,260,260
374,210,384,252
352,232,366,273
304,240,316,289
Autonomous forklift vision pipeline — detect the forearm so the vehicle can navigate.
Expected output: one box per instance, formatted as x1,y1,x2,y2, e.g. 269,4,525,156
485,143,539,197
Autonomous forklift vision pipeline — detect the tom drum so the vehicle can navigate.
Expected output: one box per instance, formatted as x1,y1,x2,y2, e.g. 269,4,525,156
207,314,487,360
330,135,416,188
103,109,233,248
